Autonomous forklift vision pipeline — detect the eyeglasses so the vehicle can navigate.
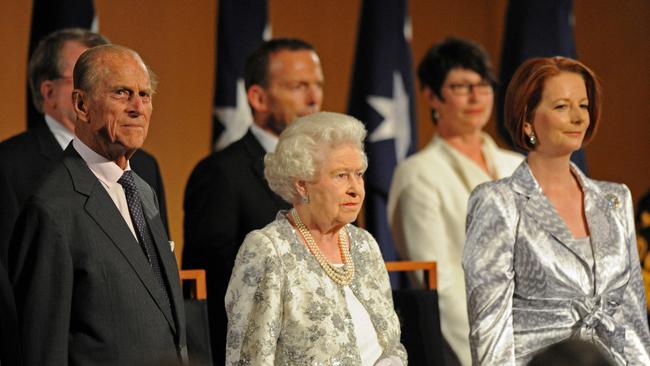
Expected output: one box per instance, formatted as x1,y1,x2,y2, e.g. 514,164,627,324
444,81,493,96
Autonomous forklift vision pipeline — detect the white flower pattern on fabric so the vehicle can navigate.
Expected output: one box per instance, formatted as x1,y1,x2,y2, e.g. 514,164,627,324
225,212,407,365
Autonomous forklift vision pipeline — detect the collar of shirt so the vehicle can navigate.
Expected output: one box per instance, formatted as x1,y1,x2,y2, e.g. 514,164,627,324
72,138,132,190
72,139,139,240
44,114,75,150
250,123,279,153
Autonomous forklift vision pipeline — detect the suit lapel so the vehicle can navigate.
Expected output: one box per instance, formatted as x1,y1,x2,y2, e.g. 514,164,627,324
434,135,492,193
434,137,474,192
512,162,590,265
136,174,185,336
62,147,177,333
573,167,625,293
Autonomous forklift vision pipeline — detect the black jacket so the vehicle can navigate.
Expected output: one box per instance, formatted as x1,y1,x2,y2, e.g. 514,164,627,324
183,130,290,362
10,146,187,365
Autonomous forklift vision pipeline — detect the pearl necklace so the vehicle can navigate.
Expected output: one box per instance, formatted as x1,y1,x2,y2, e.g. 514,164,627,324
290,209,355,286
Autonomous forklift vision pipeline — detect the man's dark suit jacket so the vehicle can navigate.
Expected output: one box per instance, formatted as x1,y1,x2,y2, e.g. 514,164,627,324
0,261,20,365
9,146,187,366
0,120,168,265
183,130,290,363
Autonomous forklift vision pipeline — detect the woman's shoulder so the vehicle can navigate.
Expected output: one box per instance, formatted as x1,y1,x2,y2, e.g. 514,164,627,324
474,160,534,198
570,162,628,197
584,176,629,195
393,139,454,180
583,178,632,214
346,225,380,253
346,224,371,240
466,175,523,223
241,213,295,253
471,174,516,200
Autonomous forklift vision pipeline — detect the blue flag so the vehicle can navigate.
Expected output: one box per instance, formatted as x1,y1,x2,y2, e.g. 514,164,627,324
212,0,268,150
348,0,417,264
497,0,588,172
27,0,97,129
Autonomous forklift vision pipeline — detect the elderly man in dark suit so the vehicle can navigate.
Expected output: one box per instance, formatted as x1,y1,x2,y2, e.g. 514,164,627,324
9,44,187,366
0,28,168,265
183,38,324,362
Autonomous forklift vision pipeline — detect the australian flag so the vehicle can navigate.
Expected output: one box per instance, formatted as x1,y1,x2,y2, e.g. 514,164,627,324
212,0,268,150
348,0,417,265
27,0,97,129
497,0,588,172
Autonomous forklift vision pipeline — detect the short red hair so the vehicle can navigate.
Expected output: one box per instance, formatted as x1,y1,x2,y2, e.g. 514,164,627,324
504,56,602,151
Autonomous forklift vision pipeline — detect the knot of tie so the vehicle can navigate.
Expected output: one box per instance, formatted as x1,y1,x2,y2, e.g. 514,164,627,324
118,170,137,195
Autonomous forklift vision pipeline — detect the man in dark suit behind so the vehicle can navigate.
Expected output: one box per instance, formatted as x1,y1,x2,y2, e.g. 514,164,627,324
0,260,20,365
0,28,168,265
10,44,187,365
183,38,324,362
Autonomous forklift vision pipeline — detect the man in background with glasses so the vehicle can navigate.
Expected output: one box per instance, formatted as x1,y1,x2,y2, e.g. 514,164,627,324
387,37,522,366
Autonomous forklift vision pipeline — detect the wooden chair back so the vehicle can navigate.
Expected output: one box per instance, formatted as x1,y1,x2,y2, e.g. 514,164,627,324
179,269,207,300
385,261,437,290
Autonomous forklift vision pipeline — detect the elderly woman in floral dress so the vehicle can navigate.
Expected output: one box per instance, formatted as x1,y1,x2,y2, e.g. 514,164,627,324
225,112,407,365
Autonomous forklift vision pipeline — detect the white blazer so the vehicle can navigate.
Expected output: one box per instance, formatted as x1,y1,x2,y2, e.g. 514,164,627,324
387,133,522,366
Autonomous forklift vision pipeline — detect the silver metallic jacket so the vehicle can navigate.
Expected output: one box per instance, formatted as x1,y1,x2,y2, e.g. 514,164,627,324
463,162,650,365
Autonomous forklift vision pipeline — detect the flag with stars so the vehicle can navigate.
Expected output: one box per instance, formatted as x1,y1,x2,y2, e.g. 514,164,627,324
212,0,269,150
496,0,588,172
27,0,97,129
348,0,417,263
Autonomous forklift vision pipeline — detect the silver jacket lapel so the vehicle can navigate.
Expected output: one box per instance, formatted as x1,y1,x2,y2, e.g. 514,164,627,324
511,163,589,264
576,168,628,294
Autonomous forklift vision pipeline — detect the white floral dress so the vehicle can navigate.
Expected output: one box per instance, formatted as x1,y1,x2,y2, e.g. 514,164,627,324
225,212,407,365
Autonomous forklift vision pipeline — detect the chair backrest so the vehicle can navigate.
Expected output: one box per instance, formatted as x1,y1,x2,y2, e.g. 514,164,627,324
179,269,207,300
179,269,213,366
385,261,445,366
385,261,437,290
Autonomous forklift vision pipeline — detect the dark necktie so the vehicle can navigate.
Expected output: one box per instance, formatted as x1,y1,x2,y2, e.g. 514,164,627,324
118,170,171,309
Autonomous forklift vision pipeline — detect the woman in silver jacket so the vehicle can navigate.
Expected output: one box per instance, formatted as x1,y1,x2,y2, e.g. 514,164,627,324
463,57,650,365
225,112,406,365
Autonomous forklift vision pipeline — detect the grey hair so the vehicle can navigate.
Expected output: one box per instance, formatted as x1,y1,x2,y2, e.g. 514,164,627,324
264,112,368,204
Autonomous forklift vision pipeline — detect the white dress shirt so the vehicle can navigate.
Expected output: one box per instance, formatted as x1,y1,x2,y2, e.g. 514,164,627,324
72,139,138,240
44,114,75,149
329,263,384,365
343,285,383,365
249,123,278,153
